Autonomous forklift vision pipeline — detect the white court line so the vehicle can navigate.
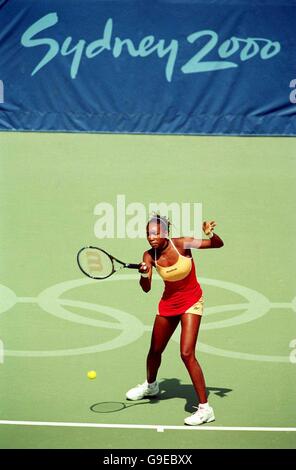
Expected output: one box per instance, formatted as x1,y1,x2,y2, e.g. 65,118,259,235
0,420,295,432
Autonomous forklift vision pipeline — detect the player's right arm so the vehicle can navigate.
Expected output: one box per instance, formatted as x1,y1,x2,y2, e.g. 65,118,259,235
139,250,153,293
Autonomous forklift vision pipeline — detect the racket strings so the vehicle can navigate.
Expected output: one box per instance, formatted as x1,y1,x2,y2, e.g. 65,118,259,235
85,250,103,271
78,248,113,278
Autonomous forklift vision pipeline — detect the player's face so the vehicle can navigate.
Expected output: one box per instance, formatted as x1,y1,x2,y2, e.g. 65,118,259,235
147,222,167,249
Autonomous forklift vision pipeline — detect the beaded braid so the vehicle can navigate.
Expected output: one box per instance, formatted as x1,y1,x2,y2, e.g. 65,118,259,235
148,213,171,236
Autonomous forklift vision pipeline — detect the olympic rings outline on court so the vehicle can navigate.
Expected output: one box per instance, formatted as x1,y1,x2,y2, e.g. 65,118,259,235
10,299,144,357
0,284,17,314
291,295,296,312
0,276,294,362
39,275,271,331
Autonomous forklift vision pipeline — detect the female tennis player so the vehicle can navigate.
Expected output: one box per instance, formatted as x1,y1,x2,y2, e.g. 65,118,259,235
126,214,224,425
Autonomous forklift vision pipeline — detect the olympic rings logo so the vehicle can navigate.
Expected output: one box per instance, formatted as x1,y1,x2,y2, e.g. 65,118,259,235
0,276,295,363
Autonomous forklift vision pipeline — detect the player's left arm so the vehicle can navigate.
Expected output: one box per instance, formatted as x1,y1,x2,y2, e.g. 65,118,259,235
183,220,224,249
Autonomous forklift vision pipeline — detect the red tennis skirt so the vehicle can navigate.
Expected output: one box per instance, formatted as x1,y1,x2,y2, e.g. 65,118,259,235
157,260,203,317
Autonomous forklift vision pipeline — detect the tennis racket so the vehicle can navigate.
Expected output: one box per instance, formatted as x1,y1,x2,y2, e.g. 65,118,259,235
77,246,140,279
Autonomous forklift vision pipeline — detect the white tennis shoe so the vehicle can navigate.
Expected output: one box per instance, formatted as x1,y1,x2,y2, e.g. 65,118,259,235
126,380,159,400
184,404,215,426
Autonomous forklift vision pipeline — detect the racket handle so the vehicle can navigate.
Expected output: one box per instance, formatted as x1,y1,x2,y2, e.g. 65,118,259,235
125,263,140,269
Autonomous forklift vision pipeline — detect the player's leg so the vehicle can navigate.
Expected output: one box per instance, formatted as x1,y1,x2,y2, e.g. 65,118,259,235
126,315,180,400
147,315,180,383
180,312,215,425
180,313,207,402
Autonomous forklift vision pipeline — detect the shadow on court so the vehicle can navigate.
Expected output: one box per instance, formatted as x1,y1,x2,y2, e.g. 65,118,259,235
90,378,232,414
159,378,232,412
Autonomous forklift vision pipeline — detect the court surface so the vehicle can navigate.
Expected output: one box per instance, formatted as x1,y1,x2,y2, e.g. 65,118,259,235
0,132,295,448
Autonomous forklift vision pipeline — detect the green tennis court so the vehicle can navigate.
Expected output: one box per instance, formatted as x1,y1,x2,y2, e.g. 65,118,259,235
0,132,295,449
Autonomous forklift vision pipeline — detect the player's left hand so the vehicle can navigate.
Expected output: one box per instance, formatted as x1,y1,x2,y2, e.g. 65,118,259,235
203,220,217,236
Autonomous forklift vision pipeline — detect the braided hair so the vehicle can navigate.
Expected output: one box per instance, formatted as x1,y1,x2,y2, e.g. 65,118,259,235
147,213,171,236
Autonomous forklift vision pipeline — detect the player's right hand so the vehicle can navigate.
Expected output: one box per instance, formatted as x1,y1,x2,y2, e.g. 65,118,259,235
139,262,149,274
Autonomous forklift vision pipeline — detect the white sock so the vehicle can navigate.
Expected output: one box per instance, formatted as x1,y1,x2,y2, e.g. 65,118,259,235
147,380,157,388
199,402,210,409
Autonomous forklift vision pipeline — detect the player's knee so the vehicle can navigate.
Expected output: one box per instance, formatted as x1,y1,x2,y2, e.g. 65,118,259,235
180,349,195,363
148,345,162,357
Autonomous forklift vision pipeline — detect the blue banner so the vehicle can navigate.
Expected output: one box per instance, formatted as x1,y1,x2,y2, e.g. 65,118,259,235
0,0,296,135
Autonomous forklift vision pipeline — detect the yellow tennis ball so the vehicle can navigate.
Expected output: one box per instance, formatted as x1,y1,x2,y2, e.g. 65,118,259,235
87,370,96,379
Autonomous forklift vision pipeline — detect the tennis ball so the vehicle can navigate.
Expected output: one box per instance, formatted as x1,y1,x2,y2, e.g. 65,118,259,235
87,370,96,379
